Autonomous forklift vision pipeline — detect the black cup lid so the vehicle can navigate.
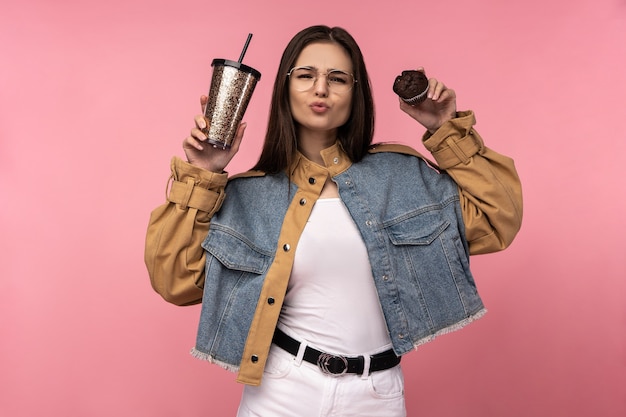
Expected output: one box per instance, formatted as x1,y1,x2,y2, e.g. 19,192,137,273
212,59,261,80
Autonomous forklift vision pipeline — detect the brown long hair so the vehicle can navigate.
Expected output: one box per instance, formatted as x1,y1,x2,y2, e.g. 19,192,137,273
251,25,375,174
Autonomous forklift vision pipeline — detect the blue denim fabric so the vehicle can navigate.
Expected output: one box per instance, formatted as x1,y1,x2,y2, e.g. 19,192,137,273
195,151,484,368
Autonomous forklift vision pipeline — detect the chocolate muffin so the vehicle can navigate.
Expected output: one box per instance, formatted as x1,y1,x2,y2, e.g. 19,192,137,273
392,70,429,105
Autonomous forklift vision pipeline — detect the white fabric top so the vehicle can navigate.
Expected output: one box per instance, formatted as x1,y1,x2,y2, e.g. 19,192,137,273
278,198,392,355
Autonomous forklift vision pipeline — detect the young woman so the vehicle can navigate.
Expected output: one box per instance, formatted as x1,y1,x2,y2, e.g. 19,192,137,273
145,25,522,416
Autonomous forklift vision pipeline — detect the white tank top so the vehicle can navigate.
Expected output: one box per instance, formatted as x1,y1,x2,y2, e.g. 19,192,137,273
278,198,392,355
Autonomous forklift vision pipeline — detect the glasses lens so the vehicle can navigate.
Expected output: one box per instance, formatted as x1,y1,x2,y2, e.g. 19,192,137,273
289,68,354,93
327,70,353,93
290,68,316,91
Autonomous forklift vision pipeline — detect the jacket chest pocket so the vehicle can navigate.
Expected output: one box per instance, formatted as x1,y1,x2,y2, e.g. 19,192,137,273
385,209,450,247
202,225,274,274
382,207,480,322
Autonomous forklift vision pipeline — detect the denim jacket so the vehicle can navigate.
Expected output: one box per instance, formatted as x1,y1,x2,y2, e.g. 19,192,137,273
145,111,523,385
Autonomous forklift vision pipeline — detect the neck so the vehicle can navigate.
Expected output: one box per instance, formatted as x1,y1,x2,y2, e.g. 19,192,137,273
297,129,337,165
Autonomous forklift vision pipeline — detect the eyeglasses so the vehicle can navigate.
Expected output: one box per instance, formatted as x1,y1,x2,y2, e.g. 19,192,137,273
287,66,357,93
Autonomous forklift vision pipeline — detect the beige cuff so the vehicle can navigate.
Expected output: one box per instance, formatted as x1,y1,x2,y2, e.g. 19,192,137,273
422,111,485,170
167,156,228,213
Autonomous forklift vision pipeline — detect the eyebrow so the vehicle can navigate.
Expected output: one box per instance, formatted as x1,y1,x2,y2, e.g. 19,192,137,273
295,65,351,73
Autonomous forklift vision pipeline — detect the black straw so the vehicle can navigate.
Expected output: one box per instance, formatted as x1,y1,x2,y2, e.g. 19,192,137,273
238,33,253,63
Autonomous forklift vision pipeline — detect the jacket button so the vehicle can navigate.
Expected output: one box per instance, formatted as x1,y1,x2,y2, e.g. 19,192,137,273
299,198,307,205
308,177,316,184
366,220,372,226
333,157,339,164
267,297,275,305
283,244,291,251
398,333,404,339
251,355,259,363
382,275,389,282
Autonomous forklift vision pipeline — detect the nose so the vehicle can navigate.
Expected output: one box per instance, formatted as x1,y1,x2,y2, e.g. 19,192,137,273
313,74,329,97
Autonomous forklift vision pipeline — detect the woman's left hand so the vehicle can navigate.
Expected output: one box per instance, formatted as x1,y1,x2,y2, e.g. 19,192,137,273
399,68,457,133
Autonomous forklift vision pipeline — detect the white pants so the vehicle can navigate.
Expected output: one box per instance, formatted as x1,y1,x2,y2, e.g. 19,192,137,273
237,345,406,417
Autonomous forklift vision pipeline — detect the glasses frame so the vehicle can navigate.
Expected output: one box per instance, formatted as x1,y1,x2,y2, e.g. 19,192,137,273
287,66,357,93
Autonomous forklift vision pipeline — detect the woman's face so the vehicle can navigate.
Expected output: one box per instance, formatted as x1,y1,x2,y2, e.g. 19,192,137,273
289,42,353,141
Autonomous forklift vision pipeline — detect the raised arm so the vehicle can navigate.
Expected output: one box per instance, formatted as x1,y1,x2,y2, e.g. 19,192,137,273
422,111,523,254
145,96,247,305
398,70,523,254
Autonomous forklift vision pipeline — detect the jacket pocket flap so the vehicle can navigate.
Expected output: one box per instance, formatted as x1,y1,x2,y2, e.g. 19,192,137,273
386,210,450,246
202,226,272,274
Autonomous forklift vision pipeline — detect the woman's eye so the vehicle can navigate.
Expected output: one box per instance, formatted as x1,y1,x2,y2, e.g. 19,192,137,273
329,73,348,84
295,70,315,79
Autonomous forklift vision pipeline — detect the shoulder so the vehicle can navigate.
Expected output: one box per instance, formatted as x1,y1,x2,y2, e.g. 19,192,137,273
368,142,424,157
226,170,288,190
367,143,440,171
222,170,290,207
228,170,266,181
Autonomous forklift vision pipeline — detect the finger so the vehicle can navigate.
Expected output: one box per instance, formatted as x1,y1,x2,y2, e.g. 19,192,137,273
428,79,446,100
183,135,204,151
190,127,208,142
200,95,208,113
194,114,207,130
436,88,456,102
433,84,446,101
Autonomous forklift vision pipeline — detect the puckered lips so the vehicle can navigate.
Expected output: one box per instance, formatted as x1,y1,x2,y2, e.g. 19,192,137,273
309,101,330,113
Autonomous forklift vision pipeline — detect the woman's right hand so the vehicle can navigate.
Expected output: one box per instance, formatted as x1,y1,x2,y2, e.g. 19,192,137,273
182,95,246,173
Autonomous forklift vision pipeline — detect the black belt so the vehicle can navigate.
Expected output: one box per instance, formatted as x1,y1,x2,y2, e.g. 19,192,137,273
272,328,401,376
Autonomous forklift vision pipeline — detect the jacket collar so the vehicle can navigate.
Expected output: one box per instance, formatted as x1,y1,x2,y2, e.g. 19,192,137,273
290,141,352,181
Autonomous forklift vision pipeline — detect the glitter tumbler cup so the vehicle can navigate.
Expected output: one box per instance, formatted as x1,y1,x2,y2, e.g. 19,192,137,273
203,59,261,150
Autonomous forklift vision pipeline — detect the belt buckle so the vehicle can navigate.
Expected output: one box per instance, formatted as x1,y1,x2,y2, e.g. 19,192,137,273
317,353,349,376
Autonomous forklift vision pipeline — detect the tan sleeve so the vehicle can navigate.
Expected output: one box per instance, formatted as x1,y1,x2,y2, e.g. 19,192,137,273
144,157,228,306
423,111,523,255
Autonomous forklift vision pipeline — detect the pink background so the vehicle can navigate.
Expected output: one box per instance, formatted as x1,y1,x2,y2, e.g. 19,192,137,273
1,0,625,416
